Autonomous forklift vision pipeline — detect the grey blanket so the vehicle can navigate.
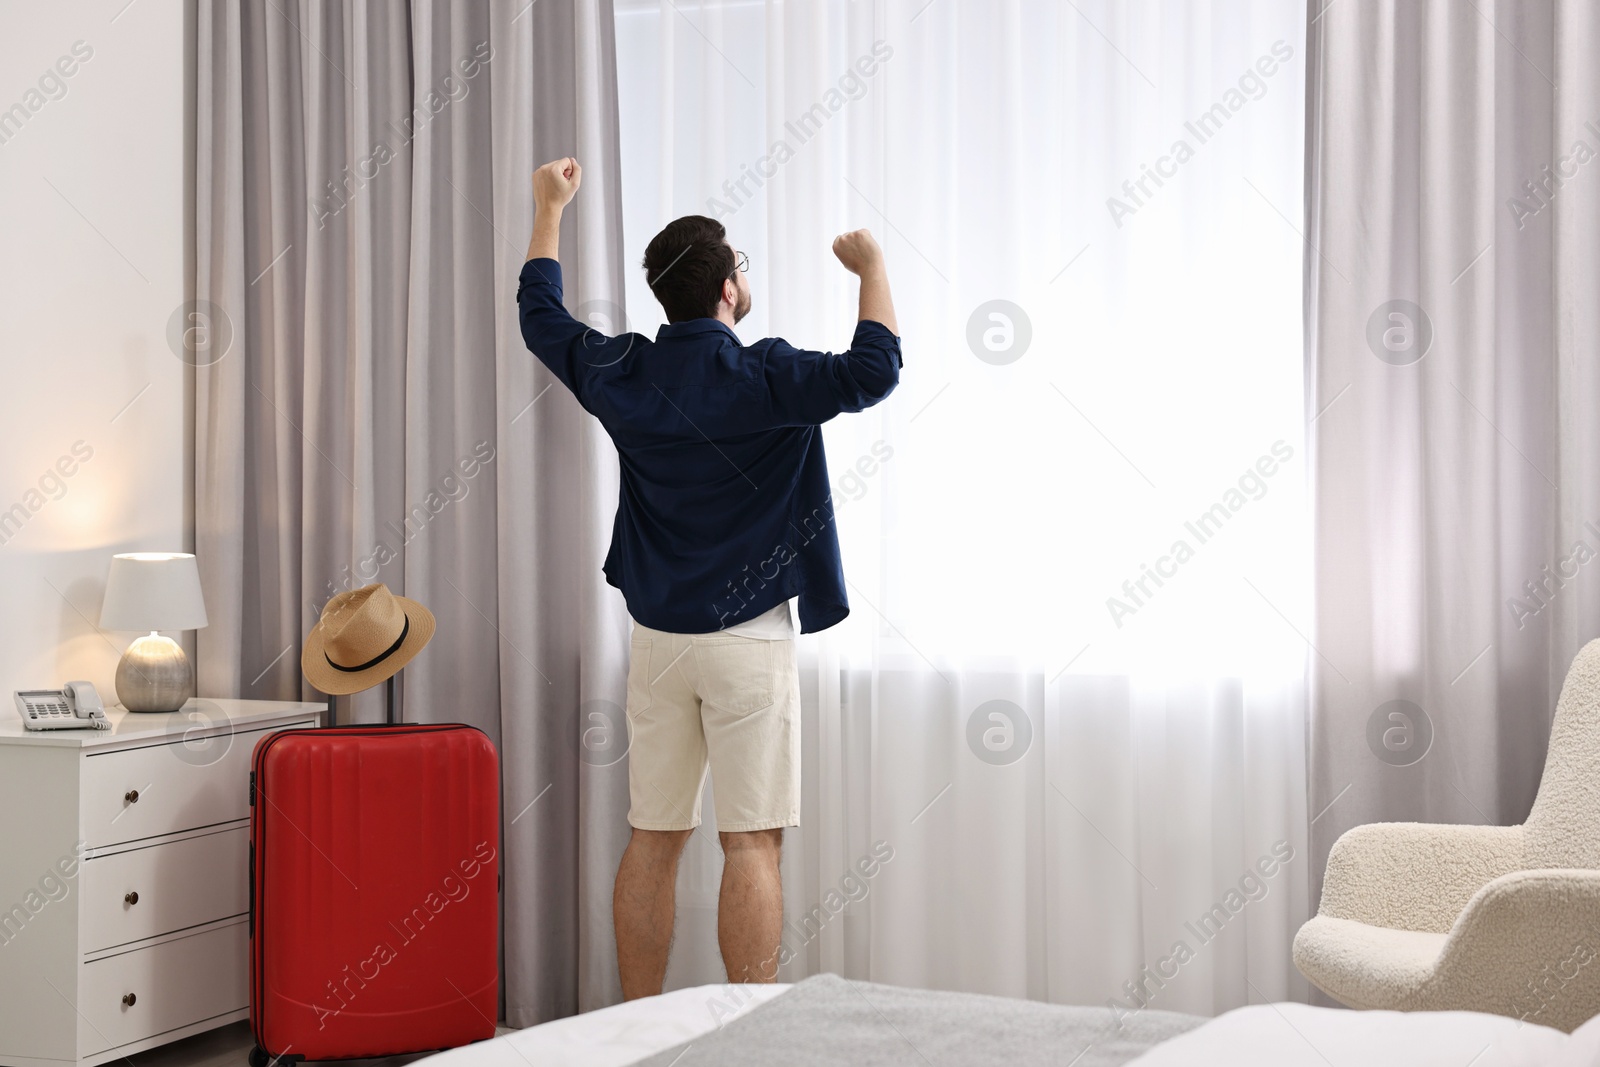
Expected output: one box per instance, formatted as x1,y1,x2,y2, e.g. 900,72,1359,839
631,974,1202,1066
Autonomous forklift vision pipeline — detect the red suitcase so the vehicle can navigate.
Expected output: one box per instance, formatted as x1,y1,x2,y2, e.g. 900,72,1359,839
247,710,499,1065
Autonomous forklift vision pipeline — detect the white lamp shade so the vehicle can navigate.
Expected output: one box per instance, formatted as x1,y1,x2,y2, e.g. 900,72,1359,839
100,552,210,632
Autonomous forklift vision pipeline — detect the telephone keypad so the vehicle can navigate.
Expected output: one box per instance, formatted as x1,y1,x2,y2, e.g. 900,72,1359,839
26,699,69,717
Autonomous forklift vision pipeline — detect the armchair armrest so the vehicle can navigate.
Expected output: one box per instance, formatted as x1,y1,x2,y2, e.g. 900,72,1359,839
1319,822,1524,932
1424,869,1600,1031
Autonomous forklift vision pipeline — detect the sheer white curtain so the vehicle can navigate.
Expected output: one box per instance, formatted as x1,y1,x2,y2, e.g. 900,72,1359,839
612,0,1310,1013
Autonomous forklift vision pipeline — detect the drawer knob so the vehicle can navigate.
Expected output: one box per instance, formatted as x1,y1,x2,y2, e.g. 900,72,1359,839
124,891,139,906
122,993,137,1007
124,789,140,804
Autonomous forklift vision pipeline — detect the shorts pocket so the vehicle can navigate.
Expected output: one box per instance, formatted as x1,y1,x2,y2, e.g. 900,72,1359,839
695,639,777,715
626,637,654,717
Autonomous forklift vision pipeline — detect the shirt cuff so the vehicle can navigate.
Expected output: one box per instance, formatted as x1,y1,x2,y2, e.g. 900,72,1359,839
852,318,902,368
517,257,563,299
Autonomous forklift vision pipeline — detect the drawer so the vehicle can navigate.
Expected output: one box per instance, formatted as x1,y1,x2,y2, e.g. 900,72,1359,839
80,828,249,954
78,920,247,1055
82,720,313,848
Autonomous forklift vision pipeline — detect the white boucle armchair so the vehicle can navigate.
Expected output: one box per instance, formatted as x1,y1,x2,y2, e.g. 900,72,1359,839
1293,638,1600,1033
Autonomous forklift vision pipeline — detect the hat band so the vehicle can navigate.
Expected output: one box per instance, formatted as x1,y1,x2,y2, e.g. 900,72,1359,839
326,614,410,673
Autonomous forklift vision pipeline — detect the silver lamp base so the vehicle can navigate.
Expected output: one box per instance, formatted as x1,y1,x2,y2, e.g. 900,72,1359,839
116,633,195,713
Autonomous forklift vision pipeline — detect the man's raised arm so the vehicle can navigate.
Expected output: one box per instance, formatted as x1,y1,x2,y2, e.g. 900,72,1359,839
518,156,630,404
758,228,902,428
832,228,898,335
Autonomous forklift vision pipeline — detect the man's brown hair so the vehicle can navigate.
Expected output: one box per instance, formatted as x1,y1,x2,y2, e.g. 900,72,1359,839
642,215,736,323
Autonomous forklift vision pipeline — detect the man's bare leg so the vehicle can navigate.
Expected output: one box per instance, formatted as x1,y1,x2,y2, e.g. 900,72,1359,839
717,828,784,983
614,827,692,1000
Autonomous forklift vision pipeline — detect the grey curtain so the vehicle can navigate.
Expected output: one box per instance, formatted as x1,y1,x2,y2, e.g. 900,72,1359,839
193,0,631,1025
1306,0,1600,924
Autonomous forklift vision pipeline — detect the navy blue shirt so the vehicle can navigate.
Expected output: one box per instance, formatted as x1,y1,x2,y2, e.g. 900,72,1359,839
516,258,901,635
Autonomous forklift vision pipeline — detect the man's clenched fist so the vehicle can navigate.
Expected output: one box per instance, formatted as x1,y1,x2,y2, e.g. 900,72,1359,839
831,228,883,275
533,157,582,211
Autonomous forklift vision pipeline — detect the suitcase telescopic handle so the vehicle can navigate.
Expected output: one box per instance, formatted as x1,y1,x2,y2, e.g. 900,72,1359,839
316,673,400,728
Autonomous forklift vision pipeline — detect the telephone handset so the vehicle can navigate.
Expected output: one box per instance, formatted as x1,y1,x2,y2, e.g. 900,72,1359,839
14,682,111,731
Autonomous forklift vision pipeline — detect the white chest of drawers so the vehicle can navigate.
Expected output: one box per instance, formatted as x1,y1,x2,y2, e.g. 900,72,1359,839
0,699,324,1067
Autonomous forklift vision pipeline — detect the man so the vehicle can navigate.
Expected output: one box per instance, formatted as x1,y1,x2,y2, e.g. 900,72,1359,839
517,157,900,999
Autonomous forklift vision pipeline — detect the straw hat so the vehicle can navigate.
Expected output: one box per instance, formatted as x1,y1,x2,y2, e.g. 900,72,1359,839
301,582,436,695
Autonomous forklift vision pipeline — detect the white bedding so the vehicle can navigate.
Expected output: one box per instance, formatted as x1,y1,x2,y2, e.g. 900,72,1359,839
419,984,1600,1067
420,983,788,1067
1128,1002,1600,1067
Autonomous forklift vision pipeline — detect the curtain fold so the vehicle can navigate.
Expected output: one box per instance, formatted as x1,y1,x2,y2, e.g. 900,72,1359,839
193,0,628,1026
1306,0,1600,930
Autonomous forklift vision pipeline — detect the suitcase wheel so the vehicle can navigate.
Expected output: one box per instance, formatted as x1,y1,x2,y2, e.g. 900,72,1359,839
249,1046,301,1067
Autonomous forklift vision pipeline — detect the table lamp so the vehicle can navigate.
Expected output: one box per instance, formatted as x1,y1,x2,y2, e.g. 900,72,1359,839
99,552,210,713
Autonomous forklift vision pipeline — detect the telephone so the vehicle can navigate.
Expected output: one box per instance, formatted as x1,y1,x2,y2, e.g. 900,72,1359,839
14,682,111,731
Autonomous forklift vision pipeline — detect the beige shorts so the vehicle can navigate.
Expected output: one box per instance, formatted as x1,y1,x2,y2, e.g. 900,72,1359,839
624,622,801,832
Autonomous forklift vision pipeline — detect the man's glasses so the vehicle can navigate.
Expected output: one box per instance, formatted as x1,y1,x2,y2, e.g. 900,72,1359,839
729,250,749,277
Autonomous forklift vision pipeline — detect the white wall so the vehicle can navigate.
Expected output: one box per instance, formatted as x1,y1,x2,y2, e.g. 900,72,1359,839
0,0,190,710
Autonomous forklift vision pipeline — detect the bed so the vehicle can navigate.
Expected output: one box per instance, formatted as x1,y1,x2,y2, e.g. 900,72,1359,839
418,973,1600,1067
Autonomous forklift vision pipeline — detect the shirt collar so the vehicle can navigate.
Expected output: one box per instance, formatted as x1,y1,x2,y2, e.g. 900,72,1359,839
655,318,742,345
